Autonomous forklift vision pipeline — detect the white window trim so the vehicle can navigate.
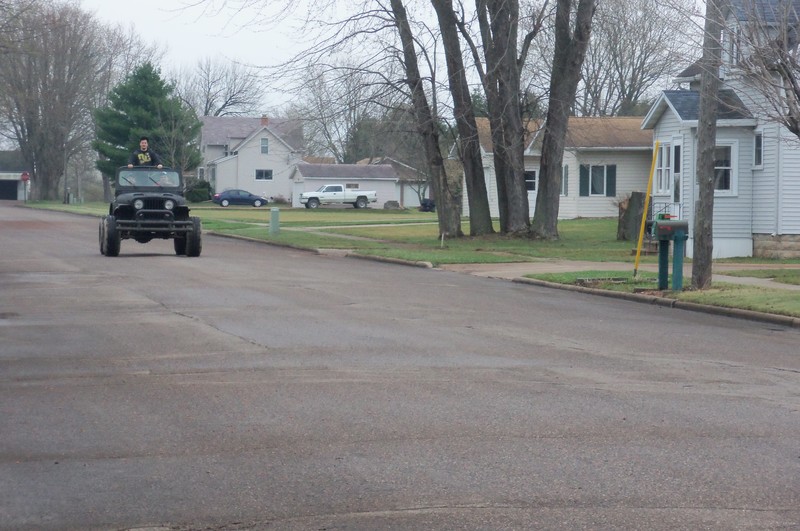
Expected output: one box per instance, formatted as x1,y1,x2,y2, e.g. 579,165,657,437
714,140,738,197
655,143,671,196
255,169,273,181
589,165,608,196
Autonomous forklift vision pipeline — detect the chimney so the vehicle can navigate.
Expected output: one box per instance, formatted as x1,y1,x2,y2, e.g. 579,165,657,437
261,114,269,127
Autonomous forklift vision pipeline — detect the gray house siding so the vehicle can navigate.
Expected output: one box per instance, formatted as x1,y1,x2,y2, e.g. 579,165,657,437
779,133,800,232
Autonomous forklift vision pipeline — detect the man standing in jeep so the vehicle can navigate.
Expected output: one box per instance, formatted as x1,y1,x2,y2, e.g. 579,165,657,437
127,136,163,169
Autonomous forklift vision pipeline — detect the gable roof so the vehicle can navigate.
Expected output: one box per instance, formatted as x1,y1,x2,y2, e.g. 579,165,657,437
356,156,426,182
642,89,756,129
200,116,304,151
294,162,399,181
474,116,650,154
564,117,652,150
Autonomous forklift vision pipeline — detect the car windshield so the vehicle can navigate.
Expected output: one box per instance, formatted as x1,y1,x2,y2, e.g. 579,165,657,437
314,185,327,192
118,169,180,188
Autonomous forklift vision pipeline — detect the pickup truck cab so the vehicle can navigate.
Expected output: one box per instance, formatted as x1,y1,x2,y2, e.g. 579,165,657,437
299,184,378,209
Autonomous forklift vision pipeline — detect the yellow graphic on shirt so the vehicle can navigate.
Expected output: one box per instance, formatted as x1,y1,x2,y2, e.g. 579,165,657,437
137,152,152,165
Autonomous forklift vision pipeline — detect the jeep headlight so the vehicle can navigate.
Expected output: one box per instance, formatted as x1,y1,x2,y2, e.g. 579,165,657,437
133,199,144,210
164,199,175,210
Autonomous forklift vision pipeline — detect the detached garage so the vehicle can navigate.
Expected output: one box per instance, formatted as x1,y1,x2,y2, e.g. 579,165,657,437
0,151,30,201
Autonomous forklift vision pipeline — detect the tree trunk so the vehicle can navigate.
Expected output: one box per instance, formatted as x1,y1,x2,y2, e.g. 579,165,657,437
432,0,493,236
531,0,596,240
390,0,463,238
477,0,530,235
692,0,723,289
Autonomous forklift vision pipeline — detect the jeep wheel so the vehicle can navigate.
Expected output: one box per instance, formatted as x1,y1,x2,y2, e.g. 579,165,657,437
101,215,121,257
185,217,202,257
174,236,187,255
221,199,230,207
307,198,320,209
355,197,367,209
253,199,263,207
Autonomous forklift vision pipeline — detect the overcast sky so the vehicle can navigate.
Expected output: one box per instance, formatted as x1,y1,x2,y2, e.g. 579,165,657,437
80,0,301,71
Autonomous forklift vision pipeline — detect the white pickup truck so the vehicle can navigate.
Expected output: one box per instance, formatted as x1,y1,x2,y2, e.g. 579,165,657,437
299,184,378,209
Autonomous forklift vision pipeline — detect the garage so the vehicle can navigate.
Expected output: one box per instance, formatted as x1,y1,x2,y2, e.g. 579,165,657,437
0,180,18,200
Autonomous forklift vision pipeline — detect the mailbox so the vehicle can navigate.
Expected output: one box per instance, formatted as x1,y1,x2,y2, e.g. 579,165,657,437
651,220,689,240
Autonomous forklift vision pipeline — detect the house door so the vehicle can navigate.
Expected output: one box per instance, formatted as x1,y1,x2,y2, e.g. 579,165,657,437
653,142,682,218
525,170,537,217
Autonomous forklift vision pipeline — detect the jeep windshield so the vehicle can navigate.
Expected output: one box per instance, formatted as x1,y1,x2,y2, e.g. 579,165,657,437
117,168,181,188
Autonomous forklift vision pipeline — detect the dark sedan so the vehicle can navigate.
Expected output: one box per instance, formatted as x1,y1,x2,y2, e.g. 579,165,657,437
212,189,267,207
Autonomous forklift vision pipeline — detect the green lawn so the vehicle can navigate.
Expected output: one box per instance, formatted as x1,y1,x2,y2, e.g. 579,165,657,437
24,201,800,318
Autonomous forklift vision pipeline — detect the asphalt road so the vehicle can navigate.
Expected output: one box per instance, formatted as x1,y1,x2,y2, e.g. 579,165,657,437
1,202,799,530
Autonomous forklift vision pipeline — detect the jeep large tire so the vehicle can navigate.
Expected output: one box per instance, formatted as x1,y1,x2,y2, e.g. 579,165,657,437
185,217,202,257
101,215,121,257
174,236,187,256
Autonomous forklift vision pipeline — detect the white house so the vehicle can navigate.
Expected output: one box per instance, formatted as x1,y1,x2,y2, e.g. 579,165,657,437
463,116,653,219
200,116,304,202
289,162,400,208
642,0,800,258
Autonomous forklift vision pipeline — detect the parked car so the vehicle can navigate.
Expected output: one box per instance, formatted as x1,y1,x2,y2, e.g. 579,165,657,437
212,189,268,207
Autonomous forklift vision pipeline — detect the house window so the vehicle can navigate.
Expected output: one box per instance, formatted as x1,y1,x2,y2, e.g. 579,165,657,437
261,138,269,154
524,170,536,191
561,165,568,196
714,145,733,192
198,167,205,180
672,143,681,203
579,164,616,197
754,131,763,167
724,26,741,65
255,169,273,181
345,183,359,189
656,144,671,195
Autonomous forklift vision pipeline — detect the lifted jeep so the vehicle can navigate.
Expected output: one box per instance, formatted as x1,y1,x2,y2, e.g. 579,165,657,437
99,166,202,257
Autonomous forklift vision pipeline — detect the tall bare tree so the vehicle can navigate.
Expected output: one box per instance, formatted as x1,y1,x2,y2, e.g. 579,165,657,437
174,57,263,117
531,0,596,240
692,0,724,289
390,0,463,237
577,0,700,116
431,0,493,236
0,1,106,200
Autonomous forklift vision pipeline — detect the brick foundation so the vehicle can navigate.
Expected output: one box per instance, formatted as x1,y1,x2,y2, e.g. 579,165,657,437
753,234,800,259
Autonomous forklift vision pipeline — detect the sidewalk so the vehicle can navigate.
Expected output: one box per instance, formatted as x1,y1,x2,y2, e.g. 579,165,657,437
435,260,800,328
438,260,800,291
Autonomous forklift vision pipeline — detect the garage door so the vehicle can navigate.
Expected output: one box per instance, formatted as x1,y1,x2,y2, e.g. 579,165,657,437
0,180,18,200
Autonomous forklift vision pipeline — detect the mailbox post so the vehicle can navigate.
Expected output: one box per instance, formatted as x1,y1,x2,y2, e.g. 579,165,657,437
651,219,689,291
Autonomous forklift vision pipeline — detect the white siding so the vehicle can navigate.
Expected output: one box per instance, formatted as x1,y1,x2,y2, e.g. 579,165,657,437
574,150,652,218
752,121,780,234
779,131,800,233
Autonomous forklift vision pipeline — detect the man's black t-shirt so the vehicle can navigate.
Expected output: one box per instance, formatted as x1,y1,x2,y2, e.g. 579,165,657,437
129,148,162,167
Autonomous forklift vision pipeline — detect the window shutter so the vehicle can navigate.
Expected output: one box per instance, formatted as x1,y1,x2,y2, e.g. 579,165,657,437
605,165,617,197
579,165,589,196
562,165,569,196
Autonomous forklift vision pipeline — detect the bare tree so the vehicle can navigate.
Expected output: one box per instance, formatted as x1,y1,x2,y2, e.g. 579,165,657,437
174,57,264,117
531,0,596,240
577,0,700,117
692,0,724,289
0,1,107,200
431,0,493,236
287,62,390,163
390,0,463,237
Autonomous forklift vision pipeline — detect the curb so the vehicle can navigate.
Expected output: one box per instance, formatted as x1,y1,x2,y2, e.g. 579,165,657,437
513,277,800,329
